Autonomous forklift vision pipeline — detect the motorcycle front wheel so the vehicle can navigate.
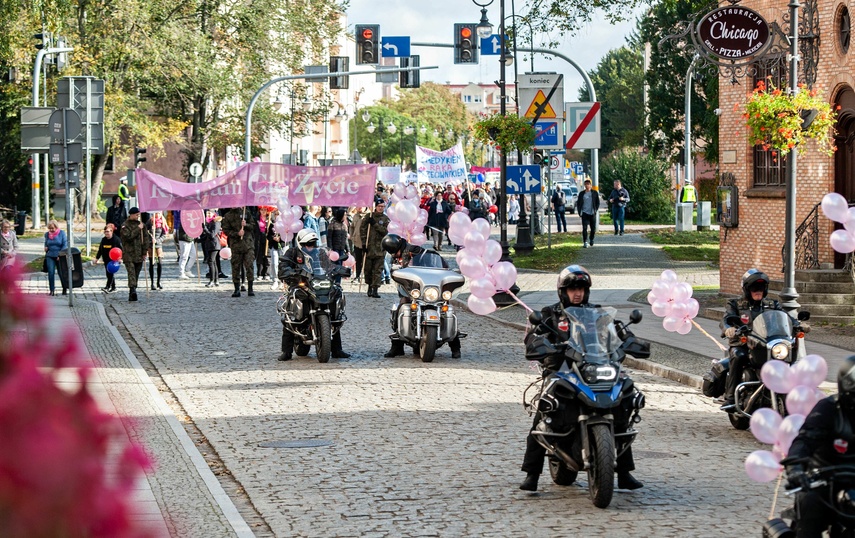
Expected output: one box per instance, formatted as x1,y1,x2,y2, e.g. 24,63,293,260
587,423,615,509
315,313,332,363
420,325,438,363
548,456,578,486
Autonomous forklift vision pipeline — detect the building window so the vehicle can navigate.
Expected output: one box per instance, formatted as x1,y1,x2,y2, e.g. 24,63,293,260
463,95,472,103
752,56,788,188
474,96,481,103
839,5,851,54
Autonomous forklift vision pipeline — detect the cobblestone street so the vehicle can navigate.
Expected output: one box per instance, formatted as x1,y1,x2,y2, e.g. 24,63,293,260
89,278,779,537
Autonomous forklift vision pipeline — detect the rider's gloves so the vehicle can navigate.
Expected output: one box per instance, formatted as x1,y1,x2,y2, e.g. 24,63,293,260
785,465,809,490
724,327,737,339
799,322,811,334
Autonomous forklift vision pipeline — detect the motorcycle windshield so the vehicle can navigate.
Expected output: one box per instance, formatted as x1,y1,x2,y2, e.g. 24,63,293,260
562,306,622,364
410,250,447,268
751,310,793,339
302,247,335,277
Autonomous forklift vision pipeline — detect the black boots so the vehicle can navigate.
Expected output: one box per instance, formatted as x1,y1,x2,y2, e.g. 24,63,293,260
232,283,241,298
384,341,406,358
332,333,350,358
617,472,643,490
247,281,255,297
520,473,539,491
128,288,138,302
277,352,292,361
367,287,380,298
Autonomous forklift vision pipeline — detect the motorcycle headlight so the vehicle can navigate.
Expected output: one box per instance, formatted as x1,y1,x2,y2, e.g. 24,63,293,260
771,342,790,360
315,280,331,289
423,287,439,302
581,364,617,383
410,289,421,299
442,290,452,301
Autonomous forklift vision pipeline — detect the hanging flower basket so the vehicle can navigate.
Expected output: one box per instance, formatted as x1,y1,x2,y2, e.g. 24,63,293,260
471,113,537,155
744,80,837,155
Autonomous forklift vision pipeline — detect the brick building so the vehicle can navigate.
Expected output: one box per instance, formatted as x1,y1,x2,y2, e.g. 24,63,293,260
717,0,854,296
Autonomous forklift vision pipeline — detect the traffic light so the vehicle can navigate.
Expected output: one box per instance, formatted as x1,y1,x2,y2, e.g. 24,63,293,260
329,56,349,90
399,55,420,89
56,37,67,70
27,157,33,174
533,150,547,166
134,147,147,168
355,24,379,65
454,23,478,64
33,32,52,50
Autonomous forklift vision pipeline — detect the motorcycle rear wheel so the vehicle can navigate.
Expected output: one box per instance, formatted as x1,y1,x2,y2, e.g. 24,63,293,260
548,456,578,486
587,423,615,509
420,325,438,363
315,314,332,363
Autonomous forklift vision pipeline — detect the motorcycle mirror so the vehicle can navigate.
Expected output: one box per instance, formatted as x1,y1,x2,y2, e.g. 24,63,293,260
529,311,543,326
629,309,642,325
797,311,811,321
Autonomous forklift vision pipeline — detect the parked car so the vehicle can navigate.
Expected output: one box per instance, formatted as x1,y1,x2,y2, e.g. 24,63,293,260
547,181,579,214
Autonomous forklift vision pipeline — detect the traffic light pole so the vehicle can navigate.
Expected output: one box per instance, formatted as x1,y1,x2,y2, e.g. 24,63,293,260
244,66,436,162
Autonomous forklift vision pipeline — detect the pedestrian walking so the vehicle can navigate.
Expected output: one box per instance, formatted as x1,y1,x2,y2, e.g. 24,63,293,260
43,220,68,296
202,210,223,288
359,197,389,298
350,207,366,284
175,212,197,279
146,211,168,290
551,185,568,232
255,206,271,281
427,191,451,251
119,208,146,302
608,180,630,236
575,179,600,248
222,207,256,297
105,195,127,231
93,224,122,293
0,219,19,270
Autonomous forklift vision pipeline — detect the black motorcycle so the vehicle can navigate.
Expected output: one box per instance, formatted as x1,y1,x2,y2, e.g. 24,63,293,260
703,309,810,430
764,461,855,537
525,306,650,508
276,248,350,363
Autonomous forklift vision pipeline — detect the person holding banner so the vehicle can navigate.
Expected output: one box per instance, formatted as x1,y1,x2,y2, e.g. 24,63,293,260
120,208,147,302
359,197,389,298
222,207,257,298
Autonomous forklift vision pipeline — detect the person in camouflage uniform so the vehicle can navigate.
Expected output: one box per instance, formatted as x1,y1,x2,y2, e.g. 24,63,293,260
359,197,389,298
222,207,256,297
120,207,147,302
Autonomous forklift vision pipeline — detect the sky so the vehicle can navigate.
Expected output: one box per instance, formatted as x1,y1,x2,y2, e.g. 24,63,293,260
345,0,645,100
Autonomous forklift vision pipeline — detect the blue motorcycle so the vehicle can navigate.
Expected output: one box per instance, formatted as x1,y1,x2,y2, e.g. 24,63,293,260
525,306,650,508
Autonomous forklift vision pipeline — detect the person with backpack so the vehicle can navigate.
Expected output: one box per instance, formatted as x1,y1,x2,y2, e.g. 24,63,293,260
551,185,567,232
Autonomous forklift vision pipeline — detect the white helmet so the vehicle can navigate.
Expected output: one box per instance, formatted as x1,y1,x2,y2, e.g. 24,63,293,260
296,229,319,246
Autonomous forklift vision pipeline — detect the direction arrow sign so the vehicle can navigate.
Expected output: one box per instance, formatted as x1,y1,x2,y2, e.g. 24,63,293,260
480,34,504,55
506,165,541,194
381,36,411,58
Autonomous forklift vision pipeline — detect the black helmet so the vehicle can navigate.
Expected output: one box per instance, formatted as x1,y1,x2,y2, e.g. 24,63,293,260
742,269,769,300
839,356,855,405
557,265,592,307
382,234,407,256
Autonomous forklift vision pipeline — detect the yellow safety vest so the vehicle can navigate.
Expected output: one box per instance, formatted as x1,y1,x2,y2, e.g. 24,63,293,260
681,185,697,203
118,183,130,201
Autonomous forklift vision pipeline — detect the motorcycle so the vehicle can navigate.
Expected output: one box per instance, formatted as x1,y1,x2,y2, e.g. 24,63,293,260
702,309,810,430
276,248,351,363
763,461,855,537
525,306,650,508
389,250,465,363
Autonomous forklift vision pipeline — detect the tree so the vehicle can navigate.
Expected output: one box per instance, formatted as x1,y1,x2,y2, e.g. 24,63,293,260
524,0,650,40
578,38,645,157
600,148,672,223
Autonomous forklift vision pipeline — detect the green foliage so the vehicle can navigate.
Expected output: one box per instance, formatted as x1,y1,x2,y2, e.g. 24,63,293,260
513,233,582,271
600,149,672,223
646,229,720,264
471,113,536,155
524,0,648,40
579,39,644,156
696,177,716,202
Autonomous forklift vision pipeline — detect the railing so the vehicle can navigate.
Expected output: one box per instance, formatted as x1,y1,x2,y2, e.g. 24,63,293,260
787,200,855,283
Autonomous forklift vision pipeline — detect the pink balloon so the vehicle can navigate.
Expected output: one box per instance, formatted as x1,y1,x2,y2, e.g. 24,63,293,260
772,444,786,462
647,291,658,305
387,221,404,236
290,206,302,221
745,450,783,482
463,230,487,256
456,205,470,215
750,408,783,444
761,360,795,394
342,254,356,268
468,295,497,315
663,316,680,332
277,195,291,211
685,298,700,319
328,250,340,262
288,221,303,233
792,354,829,389
274,220,288,236
470,278,496,299
219,247,232,260
405,185,418,200
676,318,692,335
821,192,850,223
411,233,427,245
492,262,517,291
456,248,473,266
844,207,855,231
396,201,418,224
482,240,502,266
459,256,487,279
471,218,492,241
278,211,294,225
660,269,678,283
390,193,401,204
416,212,428,227
830,229,855,254
672,282,693,302
786,385,820,416
670,302,689,320
448,227,467,246
776,414,806,456
651,280,673,299
449,211,471,229
651,301,672,318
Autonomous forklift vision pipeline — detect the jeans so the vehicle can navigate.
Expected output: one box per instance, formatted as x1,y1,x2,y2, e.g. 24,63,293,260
270,248,280,282
554,206,567,232
612,205,625,234
383,253,391,282
46,256,65,293
178,241,197,275
581,213,596,245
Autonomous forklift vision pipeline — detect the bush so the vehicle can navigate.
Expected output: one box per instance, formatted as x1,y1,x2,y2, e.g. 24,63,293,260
696,177,717,202
600,149,673,223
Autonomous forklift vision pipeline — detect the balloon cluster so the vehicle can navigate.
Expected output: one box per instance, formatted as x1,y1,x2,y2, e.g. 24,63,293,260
646,270,700,335
107,248,122,274
386,184,427,246
821,192,855,253
447,212,517,316
273,196,305,244
744,354,829,482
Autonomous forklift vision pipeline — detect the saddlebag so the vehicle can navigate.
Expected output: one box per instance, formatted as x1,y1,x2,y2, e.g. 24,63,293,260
396,305,415,340
702,357,730,398
440,309,458,341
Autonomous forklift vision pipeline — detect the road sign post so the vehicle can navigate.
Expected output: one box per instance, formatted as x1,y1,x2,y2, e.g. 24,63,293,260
49,107,82,307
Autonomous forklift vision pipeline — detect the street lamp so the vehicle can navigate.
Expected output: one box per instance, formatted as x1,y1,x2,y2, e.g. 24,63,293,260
365,112,394,164
275,84,311,165
404,125,414,168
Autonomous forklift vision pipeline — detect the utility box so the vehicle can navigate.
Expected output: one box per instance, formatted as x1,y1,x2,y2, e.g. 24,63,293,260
57,247,84,289
675,203,694,232
696,201,712,231
15,211,26,235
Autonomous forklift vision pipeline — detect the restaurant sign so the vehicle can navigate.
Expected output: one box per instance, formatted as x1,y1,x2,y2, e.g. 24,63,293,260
696,6,771,60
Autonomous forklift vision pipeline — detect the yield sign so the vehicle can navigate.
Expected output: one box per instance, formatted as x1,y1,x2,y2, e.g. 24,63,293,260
524,90,557,119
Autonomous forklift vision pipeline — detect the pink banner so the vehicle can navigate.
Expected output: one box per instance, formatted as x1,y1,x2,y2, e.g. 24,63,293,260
136,162,378,212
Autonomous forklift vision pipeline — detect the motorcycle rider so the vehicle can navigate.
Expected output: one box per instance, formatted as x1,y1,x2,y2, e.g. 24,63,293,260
276,229,351,361
520,265,643,492
719,269,808,409
784,356,855,538
381,234,462,359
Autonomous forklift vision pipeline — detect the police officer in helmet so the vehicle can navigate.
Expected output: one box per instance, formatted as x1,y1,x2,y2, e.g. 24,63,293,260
520,265,643,492
784,356,855,537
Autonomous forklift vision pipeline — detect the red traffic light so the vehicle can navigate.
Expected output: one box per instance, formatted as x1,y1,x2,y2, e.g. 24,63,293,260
28,158,33,166
460,27,472,39
361,28,374,40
